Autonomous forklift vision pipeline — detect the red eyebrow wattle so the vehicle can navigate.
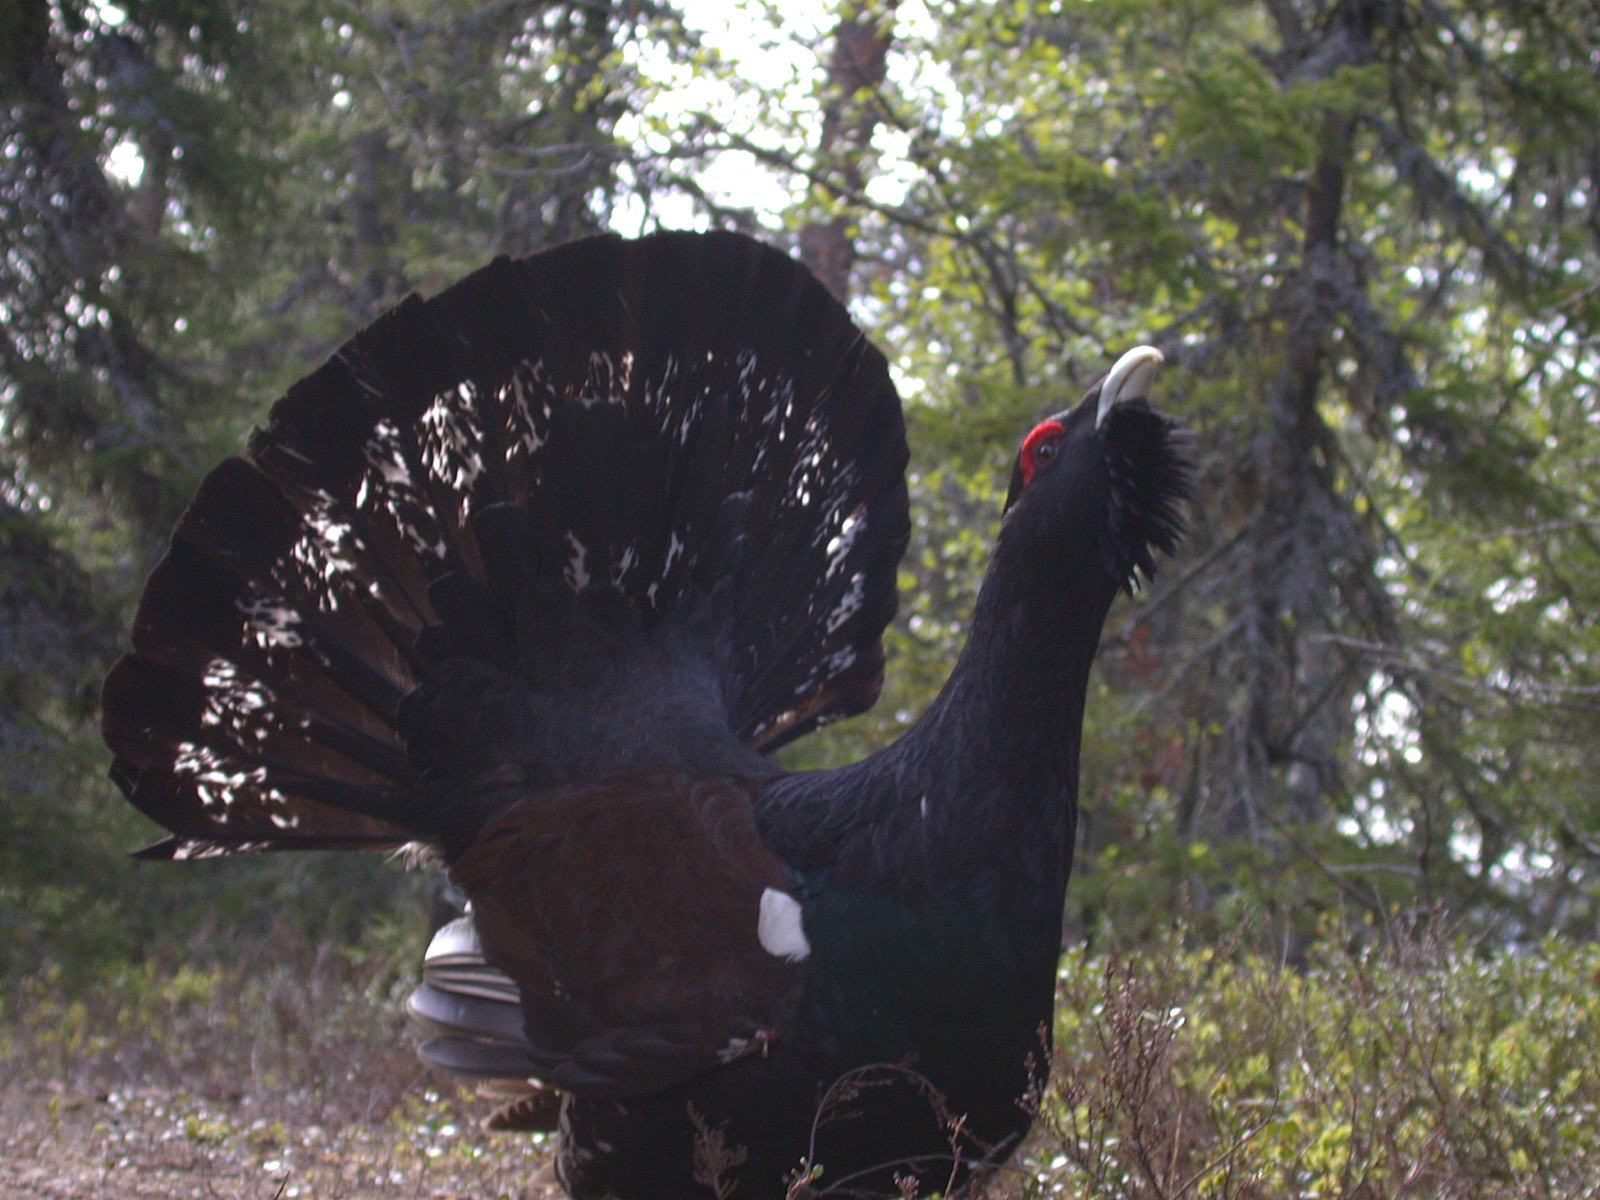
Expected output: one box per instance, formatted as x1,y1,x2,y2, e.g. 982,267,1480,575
1019,420,1065,487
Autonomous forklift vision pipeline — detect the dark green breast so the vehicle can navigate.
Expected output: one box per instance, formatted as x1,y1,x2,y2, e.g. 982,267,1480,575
792,876,1064,1128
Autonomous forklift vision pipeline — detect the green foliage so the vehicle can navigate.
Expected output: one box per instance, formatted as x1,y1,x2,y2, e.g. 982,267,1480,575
1032,929,1600,1196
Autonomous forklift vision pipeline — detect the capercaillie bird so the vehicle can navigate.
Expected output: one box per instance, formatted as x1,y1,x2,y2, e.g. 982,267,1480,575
103,230,1189,1198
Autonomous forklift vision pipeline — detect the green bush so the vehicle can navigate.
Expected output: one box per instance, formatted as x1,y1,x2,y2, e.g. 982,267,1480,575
1026,929,1600,1198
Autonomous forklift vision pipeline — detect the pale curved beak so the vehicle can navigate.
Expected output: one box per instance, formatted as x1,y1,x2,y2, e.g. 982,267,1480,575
1096,345,1164,427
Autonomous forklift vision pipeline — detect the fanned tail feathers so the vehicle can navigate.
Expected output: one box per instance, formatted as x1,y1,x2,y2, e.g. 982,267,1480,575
104,231,910,858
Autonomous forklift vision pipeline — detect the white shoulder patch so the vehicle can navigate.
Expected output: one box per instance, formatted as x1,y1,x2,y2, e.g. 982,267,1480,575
757,888,811,963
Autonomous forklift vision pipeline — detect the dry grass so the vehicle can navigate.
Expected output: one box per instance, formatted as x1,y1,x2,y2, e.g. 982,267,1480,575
0,948,556,1199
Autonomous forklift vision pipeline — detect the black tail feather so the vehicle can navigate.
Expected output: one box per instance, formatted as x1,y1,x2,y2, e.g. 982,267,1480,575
105,231,910,857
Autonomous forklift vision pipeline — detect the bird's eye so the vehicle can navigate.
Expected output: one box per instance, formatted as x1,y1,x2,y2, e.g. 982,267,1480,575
1018,419,1067,488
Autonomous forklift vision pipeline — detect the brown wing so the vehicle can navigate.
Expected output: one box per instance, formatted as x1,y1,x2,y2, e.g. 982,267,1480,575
447,771,802,1098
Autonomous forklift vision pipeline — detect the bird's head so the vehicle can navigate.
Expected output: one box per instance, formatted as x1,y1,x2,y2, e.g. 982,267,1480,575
1001,345,1191,593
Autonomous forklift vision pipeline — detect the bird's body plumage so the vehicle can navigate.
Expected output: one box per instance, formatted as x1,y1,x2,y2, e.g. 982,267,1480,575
102,231,1188,1198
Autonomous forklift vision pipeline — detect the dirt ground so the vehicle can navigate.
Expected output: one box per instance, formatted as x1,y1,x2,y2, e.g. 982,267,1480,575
0,1076,560,1200
0,968,560,1200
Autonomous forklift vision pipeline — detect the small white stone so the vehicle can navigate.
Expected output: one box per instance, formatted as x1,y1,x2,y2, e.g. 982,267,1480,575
757,889,810,962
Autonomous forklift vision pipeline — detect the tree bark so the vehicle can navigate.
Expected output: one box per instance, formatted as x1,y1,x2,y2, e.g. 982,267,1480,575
800,2,897,301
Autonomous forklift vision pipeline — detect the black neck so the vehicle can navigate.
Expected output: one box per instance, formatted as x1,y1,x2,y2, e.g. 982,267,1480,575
904,524,1117,837
761,517,1121,887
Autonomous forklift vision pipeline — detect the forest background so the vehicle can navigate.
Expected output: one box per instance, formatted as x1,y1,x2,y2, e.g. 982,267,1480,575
2,0,1599,1195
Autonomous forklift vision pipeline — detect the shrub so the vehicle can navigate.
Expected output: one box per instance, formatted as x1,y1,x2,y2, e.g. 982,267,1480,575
1025,928,1600,1199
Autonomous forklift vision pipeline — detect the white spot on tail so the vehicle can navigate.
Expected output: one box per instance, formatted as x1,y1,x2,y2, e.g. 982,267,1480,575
825,505,865,576
614,544,637,584
238,598,303,648
826,572,866,634
564,532,591,590
173,840,271,860
758,889,810,962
